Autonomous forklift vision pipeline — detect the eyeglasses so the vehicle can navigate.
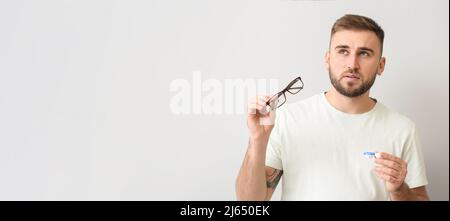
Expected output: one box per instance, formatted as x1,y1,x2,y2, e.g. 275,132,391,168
266,76,304,110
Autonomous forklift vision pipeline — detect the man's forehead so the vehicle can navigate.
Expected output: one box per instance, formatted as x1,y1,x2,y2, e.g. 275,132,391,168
330,30,380,50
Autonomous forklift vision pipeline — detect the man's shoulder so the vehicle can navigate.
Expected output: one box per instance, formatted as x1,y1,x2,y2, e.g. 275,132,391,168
375,102,417,130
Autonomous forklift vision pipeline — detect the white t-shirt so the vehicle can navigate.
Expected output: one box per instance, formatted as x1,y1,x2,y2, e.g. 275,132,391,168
265,93,428,201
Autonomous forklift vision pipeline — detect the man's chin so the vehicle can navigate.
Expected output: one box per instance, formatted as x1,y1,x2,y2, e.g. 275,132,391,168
337,88,365,98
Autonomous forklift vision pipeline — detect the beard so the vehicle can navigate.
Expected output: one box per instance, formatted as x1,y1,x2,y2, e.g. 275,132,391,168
329,69,377,98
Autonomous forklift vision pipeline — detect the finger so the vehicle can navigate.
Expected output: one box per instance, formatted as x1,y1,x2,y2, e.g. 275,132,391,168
249,101,270,115
256,100,269,115
247,102,266,115
256,96,273,114
256,97,270,107
377,152,408,171
259,108,276,125
248,95,271,103
248,96,272,112
374,158,402,172
247,101,262,113
375,166,400,179
259,106,270,115
258,97,270,106
374,170,400,183
377,152,403,164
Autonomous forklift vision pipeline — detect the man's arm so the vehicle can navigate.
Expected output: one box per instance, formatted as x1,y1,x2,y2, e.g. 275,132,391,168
235,138,282,201
390,185,429,201
235,138,269,201
236,95,280,200
265,167,283,200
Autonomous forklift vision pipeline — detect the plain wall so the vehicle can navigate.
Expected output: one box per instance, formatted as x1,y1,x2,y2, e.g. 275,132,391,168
0,0,448,200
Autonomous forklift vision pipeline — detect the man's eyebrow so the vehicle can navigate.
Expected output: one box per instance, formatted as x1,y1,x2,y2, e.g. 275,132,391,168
335,45,349,50
359,47,374,53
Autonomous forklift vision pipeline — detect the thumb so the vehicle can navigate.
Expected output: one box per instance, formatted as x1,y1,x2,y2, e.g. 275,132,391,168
259,109,276,126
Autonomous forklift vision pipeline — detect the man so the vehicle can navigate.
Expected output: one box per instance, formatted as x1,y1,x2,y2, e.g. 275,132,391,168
235,14,429,200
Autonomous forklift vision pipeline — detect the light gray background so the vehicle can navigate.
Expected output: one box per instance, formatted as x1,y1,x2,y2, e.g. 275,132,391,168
0,0,448,200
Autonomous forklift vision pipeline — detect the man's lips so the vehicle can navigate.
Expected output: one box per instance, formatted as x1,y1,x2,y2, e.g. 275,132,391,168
343,75,360,79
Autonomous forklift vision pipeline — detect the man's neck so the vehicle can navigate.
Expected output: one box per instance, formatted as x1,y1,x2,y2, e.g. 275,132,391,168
324,88,376,114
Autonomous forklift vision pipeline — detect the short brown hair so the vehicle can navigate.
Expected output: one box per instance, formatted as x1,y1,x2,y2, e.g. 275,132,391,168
331,14,385,54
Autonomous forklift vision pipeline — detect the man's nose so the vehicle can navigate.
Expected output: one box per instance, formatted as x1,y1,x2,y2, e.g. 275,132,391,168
345,54,360,71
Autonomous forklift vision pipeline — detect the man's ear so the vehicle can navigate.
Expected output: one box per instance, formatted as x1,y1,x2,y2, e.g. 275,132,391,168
324,51,330,71
377,57,386,76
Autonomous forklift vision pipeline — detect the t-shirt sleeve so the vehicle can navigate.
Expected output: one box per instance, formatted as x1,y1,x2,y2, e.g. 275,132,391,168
265,111,284,170
402,124,428,189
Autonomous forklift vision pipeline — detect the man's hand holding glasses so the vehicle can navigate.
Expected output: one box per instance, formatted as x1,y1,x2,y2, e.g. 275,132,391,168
247,76,304,142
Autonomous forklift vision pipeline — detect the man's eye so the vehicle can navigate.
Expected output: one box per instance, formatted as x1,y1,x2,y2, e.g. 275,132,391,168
359,51,370,57
338,50,349,55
